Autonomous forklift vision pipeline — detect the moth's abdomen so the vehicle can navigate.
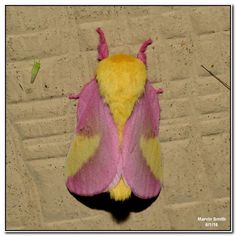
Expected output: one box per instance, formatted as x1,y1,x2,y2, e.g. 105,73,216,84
109,177,131,201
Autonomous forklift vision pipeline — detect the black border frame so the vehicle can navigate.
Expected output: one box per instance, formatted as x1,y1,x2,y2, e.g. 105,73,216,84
5,4,233,233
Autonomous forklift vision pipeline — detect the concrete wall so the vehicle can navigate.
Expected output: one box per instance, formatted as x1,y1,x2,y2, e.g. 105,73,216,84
6,6,230,230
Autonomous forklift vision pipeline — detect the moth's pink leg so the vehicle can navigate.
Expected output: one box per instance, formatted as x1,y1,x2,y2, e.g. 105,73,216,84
68,93,80,99
156,88,164,94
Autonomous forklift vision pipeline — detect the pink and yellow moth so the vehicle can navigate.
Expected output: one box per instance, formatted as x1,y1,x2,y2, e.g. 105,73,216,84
65,28,163,201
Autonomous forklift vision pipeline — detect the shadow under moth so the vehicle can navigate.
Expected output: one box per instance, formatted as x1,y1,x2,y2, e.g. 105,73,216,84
65,28,163,201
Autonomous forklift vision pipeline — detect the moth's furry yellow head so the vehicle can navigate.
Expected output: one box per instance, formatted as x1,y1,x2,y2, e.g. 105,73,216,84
96,54,147,141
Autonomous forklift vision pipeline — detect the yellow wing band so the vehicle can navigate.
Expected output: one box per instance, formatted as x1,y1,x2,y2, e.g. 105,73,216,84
65,135,100,177
140,136,162,181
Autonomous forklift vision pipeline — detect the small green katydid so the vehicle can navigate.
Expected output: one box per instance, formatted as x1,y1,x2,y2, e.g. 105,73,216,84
31,60,41,83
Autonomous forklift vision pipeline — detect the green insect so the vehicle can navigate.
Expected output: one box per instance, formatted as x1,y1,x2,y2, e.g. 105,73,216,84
31,60,41,83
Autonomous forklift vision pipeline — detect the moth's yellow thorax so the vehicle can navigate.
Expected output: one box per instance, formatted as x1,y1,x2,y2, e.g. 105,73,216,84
96,54,147,141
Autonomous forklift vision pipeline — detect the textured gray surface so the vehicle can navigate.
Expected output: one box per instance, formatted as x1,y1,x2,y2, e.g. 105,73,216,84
6,6,230,230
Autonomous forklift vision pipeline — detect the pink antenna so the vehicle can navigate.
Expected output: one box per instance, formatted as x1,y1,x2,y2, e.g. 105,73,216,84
96,27,109,60
137,38,153,65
